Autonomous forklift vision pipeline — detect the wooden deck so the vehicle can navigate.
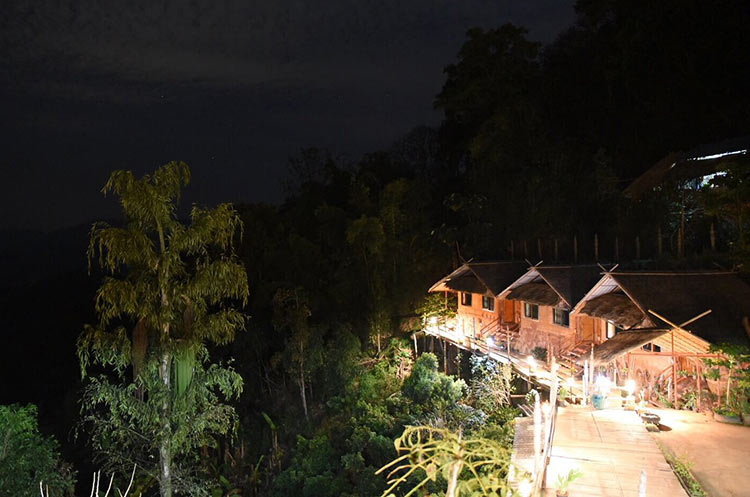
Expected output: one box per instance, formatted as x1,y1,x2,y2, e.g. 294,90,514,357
542,406,688,497
423,326,586,398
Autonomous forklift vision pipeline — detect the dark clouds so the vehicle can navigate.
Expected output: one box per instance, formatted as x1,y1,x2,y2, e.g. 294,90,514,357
0,0,575,230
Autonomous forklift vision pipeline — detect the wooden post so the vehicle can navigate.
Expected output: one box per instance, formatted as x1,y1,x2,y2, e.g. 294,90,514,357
594,233,599,261
573,235,578,263
590,343,595,391
583,360,589,406
677,226,684,258
510,240,515,259
506,329,511,362
532,391,542,477
523,240,528,258
696,362,701,411
635,236,641,260
537,238,543,259
672,331,677,406
658,226,663,255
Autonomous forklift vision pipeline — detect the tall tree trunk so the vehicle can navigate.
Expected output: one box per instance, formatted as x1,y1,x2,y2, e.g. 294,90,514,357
156,221,172,497
300,368,308,420
159,350,172,497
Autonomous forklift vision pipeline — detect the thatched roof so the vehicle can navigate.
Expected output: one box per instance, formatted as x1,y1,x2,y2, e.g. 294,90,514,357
535,265,603,309
506,282,561,307
625,136,750,199
429,261,527,297
611,271,750,346
501,264,602,309
579,292,647,329
580,330,670,365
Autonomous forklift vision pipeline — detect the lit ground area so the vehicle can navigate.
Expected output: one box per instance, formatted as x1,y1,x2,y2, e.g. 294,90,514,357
543,406,687,497
649,408,750,497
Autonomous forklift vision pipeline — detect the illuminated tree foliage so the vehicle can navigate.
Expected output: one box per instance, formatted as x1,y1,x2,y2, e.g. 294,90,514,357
376,426,515,497
0,404,75,497
78,162,249,497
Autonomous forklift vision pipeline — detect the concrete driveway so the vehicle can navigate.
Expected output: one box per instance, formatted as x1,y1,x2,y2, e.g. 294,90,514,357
649,408,750,497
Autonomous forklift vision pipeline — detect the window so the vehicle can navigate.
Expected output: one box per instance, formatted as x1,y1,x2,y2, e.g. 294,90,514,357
524,302,539,320
606,321,623,339
482,296,495,311
461,292,472,306
642,343,662,352
553,308,570,327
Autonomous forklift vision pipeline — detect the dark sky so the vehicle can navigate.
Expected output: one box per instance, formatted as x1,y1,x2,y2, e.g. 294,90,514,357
1,1,575,232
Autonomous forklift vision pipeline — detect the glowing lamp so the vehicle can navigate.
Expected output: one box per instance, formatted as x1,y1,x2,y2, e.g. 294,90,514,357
625,379,636,395
517,478,532,497
595,375,612,395
527,355,536,369
429,316,438,325
486,336,494,347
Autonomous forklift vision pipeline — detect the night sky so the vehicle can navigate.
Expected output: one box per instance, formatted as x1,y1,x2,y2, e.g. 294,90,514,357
1,1,575,232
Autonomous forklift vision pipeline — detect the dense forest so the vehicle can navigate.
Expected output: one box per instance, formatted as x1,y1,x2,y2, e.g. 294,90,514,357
2,1,750,496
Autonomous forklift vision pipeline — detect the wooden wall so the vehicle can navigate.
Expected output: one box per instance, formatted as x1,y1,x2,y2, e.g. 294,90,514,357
515,302,575,355
455,291,501,338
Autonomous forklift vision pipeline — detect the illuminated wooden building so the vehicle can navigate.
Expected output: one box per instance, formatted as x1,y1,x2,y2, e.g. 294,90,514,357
573,270,750,405
428,261,527,344
497,265,603,357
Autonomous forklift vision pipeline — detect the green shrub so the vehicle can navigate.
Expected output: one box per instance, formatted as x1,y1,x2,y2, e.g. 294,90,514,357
531,346,548,362
0,404,75,497
402,353,466,411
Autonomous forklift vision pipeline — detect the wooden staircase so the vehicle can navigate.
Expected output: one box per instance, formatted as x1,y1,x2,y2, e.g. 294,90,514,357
557,341,592,378
477,317,521,349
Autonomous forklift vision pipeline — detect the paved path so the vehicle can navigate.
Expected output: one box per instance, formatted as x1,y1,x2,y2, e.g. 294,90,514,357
543,406,687,497
650,408,750,497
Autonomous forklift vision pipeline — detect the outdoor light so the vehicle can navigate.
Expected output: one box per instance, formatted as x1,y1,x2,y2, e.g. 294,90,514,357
595,375,612,395
527,355,536,369
517,478,532,497
486,336,494,347
429,316,438,325
625,379,636,395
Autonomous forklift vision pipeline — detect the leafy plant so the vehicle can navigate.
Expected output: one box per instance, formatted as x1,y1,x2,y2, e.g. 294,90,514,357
531,347,547,362
469,355,514,416
713,406,739,417
679,389,698,411
416,294,457,328
0,404,75,497
660,446,707,497
78,162,248,497
555,468,583,492
703,343,750,413
376,426,514,497
402,353,466,414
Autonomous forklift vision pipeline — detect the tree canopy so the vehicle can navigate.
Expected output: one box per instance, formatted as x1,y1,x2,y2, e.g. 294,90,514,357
78,162,249,497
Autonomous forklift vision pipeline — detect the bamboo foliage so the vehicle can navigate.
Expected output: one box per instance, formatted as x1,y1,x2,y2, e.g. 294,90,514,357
77,162,249,497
